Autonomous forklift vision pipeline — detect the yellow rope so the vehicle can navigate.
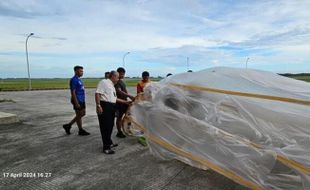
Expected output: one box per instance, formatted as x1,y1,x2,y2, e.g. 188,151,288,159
172,83,310,106
277,154,310,175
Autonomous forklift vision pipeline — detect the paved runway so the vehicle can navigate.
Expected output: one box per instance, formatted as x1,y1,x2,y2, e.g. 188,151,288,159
0,89,247,190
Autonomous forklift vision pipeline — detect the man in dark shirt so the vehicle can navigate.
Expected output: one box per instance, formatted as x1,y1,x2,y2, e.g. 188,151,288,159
63,66,90,136
114,67,135,138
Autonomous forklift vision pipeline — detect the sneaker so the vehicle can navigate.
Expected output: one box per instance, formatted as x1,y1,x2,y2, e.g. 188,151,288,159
110,143,118,148
116,131,126,138
63,124,71,135
78,129,90,136
103,149,115,154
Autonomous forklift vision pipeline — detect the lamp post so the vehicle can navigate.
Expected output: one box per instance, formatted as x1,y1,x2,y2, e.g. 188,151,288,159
123,52,130,68
246,57,250,69
25,33,34,90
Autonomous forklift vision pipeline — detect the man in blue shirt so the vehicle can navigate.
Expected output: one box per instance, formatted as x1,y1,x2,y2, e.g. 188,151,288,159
63,66,90,136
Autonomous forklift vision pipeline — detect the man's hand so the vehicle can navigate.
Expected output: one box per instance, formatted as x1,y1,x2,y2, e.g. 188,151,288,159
96,105,103,114
75,103,81,110
126,100,133,105
129,95,135,101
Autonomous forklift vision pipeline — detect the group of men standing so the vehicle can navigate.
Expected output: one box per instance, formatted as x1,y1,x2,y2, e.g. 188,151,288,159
63,66,151,154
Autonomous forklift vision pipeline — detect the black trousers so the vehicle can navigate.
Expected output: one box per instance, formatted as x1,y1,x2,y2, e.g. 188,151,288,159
97,101,116,149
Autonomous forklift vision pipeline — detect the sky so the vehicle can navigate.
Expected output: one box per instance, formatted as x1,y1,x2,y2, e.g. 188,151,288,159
1,0,310,78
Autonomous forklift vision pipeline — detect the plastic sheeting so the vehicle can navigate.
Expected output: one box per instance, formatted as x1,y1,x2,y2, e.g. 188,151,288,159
125,67,310,190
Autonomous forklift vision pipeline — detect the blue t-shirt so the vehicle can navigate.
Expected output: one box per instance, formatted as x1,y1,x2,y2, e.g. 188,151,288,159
70,76,85,103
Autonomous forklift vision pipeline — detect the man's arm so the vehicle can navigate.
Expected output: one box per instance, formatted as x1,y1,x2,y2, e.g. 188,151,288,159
116,98,132,105
116,88,135,100
95,93,103,114
137,83,142,94
71,89,80,109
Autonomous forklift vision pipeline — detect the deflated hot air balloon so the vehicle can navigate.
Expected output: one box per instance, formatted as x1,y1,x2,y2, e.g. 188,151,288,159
124,67,310,190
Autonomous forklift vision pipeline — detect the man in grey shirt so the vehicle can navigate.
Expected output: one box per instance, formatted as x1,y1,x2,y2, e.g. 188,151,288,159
115,67,135,138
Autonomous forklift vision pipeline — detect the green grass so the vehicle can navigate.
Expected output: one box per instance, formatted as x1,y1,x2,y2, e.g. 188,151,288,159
0,78,161,91
291,76,310,82
0,76,308,91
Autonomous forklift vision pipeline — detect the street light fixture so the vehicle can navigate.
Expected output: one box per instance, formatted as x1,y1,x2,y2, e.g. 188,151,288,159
123,52,130,68
246,57,250,69
25,33,34,90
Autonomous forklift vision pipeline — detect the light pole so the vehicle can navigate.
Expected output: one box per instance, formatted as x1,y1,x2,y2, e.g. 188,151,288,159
123,52,130,68
26,33,34,90
246,57,250,69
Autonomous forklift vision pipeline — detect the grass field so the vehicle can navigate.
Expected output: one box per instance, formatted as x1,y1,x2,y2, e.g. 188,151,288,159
0,76,309,91
0,78,161,91
291,76,310,82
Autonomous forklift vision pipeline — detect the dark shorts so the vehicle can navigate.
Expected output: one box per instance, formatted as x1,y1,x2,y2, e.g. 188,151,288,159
116,103,128,118
71,99,86,110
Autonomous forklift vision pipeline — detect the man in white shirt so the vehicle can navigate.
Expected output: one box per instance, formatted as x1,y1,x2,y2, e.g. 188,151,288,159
95,71,131,154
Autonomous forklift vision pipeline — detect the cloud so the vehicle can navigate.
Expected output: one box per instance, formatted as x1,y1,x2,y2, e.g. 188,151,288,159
1,0,310,77
51,37,67,41
224,26,310,49
0,1,61,18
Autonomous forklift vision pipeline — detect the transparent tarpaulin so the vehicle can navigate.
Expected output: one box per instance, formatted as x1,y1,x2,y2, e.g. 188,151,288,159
125,67,310,190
